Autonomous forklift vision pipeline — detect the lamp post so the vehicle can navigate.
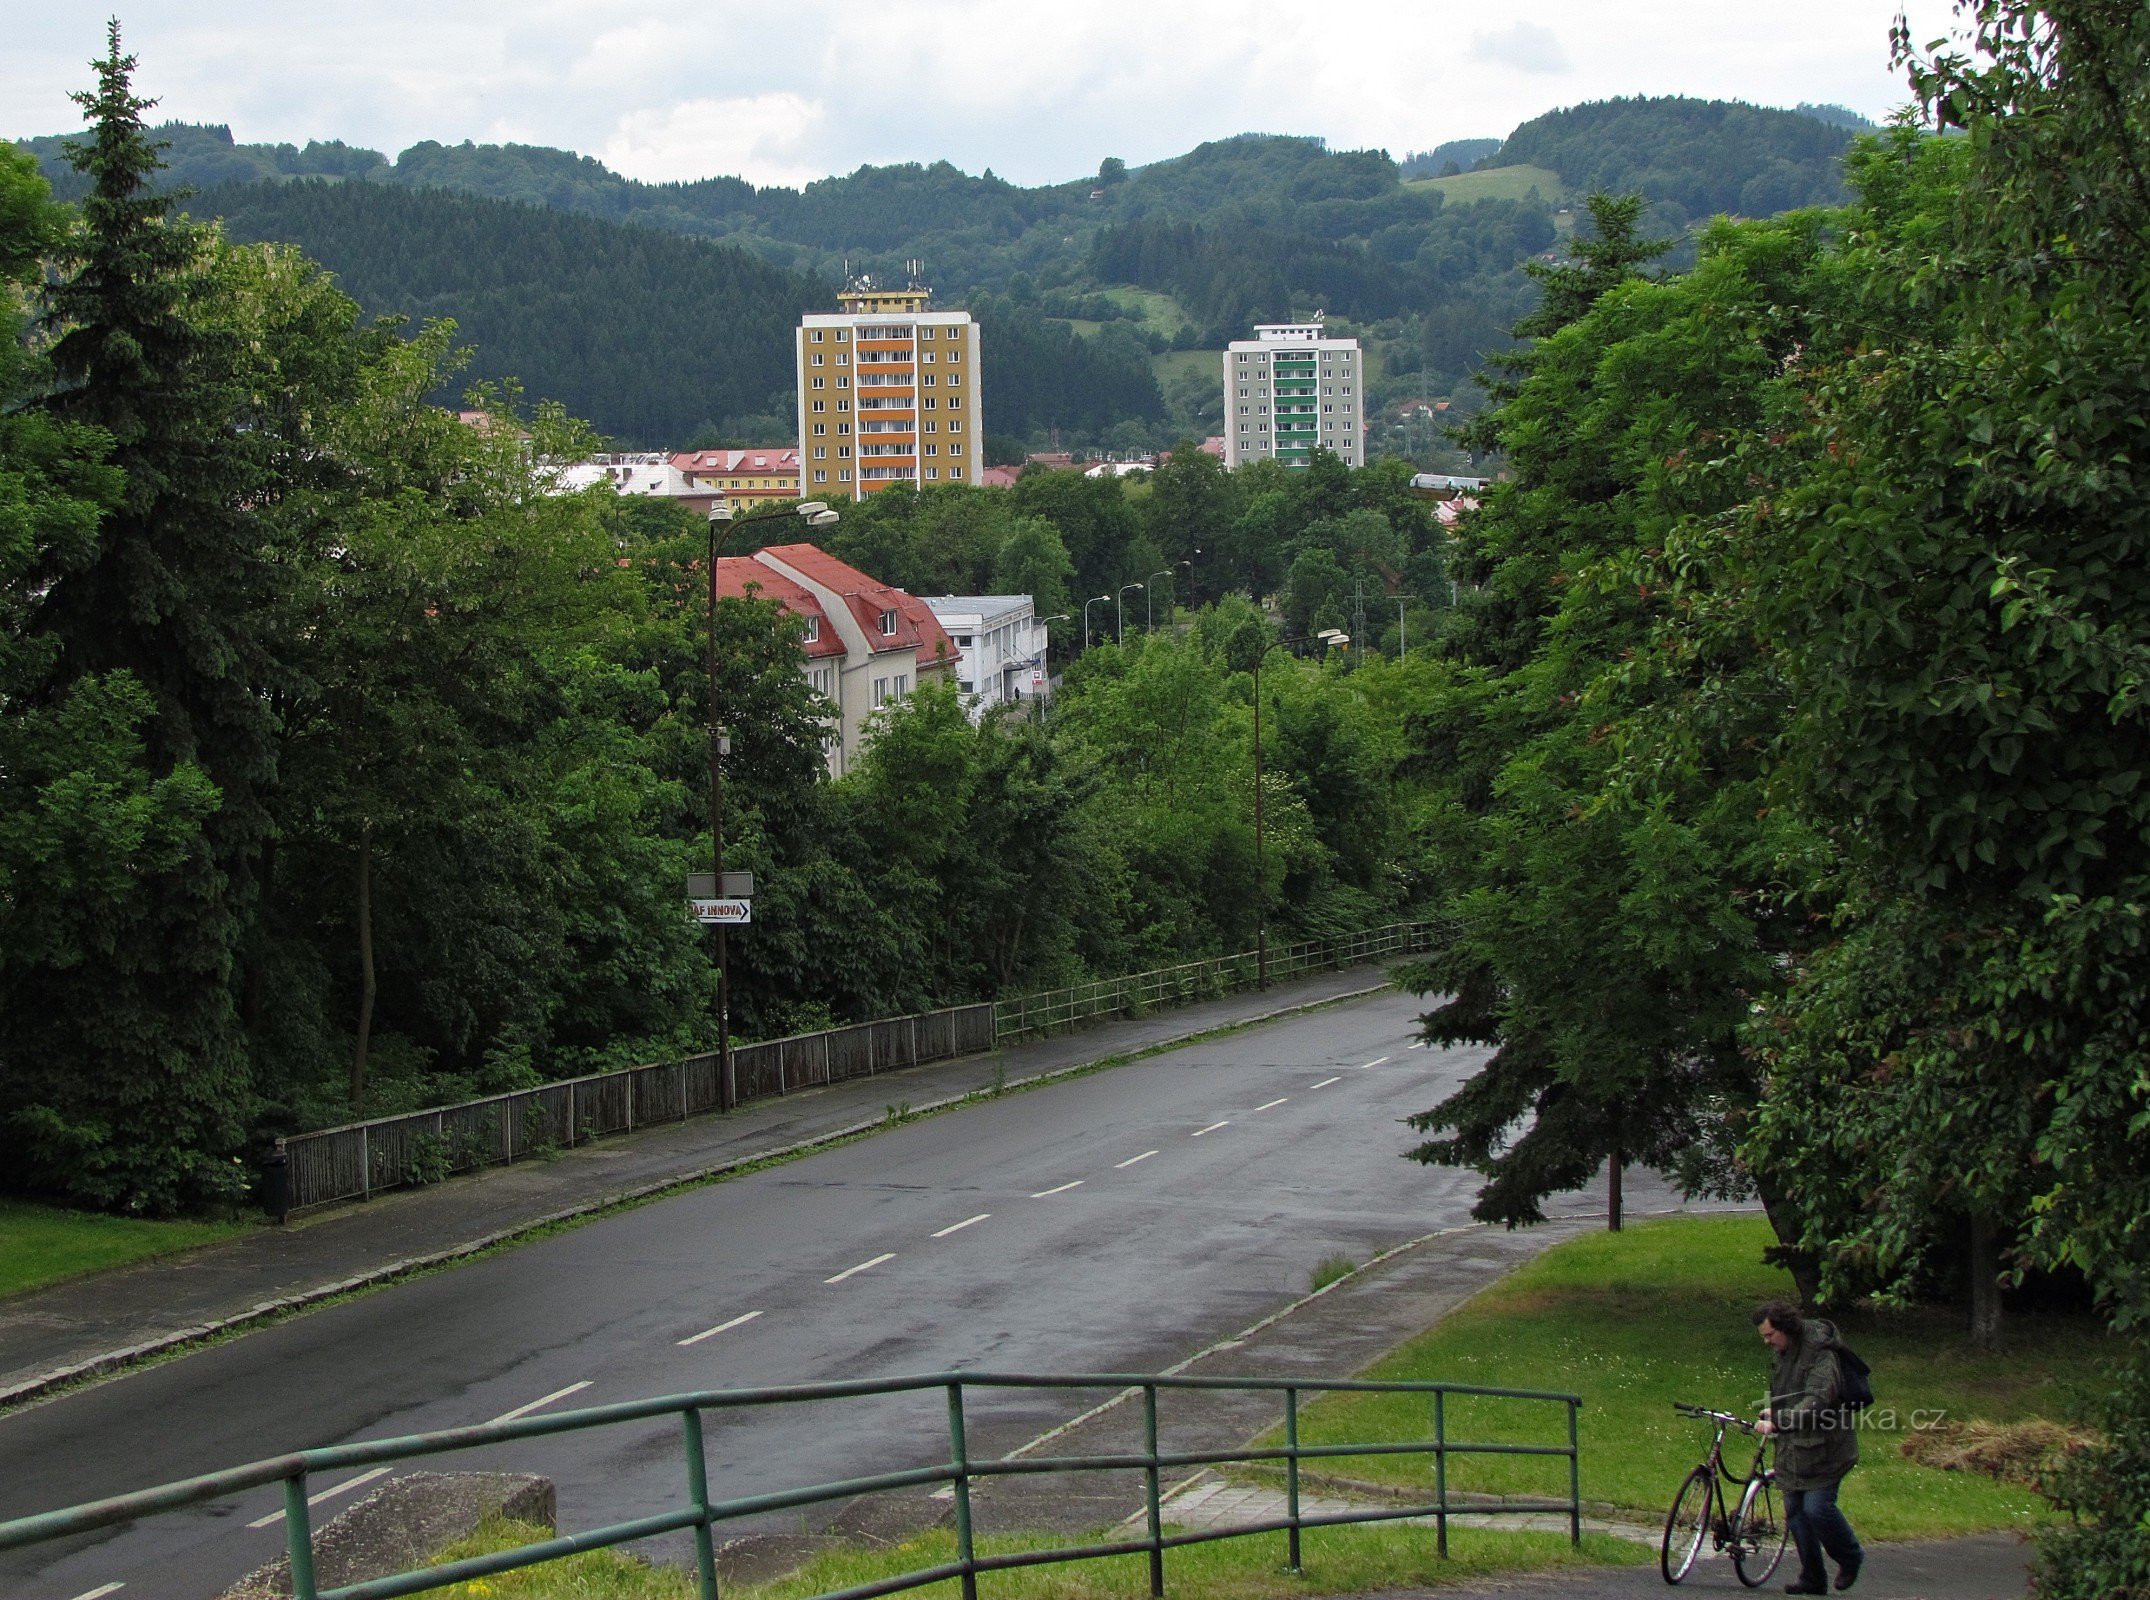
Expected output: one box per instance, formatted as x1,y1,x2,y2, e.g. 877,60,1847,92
1144,559,1192,631
1248,628,1347,989
1116,581,1143,644
1083,593,1111,651
1393,594,1417,661
706,498,838,1109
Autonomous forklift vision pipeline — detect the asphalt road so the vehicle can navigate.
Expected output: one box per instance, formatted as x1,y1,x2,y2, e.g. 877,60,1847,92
0,991,1663,1600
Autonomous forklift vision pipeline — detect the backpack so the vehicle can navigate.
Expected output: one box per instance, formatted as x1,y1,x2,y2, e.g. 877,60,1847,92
1832,1341,1874,1414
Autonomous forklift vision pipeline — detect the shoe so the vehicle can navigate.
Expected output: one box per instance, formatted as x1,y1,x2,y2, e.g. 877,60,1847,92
1834,1555,1863,1591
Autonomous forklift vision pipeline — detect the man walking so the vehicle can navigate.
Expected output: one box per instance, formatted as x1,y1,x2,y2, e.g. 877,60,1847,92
1753,1300,1864,1593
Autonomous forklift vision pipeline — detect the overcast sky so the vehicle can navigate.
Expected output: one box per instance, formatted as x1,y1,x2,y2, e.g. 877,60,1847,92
6,2,1964,190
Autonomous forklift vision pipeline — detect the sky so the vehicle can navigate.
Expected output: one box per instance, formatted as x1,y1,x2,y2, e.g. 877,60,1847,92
5,2,1966,191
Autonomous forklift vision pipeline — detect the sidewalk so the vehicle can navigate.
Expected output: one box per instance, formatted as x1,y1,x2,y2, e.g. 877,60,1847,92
0,964,1394,1408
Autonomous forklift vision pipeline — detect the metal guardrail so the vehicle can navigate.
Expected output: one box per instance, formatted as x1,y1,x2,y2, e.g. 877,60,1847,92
281,921,1437,1213
991,923,1436,1039
283,1005,997,1211
0,1369,1582,1600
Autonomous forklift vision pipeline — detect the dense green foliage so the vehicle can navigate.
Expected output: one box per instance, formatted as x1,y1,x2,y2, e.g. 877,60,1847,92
1491,97,1859,225
1398,0,2148,1576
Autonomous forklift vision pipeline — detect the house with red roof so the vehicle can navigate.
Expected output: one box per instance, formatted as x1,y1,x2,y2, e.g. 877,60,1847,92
718,543,958,776
673,447,802,507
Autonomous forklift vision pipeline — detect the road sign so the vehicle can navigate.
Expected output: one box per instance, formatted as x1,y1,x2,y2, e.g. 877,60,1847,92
690,898,752,926
685,872,754,899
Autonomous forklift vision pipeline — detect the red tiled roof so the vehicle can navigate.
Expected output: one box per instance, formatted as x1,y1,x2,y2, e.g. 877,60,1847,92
673,448,801,477
758,543,959,667
715,556,845,658
979,465,1022,489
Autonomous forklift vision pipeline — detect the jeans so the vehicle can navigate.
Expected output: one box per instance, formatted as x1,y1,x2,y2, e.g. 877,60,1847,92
1784,1478,1863,1586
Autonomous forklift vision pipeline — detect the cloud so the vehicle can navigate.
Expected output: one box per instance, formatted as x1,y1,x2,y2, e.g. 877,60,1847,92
601,93,829,188
1467,21,1573,75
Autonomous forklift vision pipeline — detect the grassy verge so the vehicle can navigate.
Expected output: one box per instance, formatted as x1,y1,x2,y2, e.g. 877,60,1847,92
421,1518,1648,1599
0,1201,246,1300
1272,1215,2107,1542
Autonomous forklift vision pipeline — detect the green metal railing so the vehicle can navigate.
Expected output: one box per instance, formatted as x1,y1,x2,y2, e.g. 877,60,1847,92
0,1370,1582,1600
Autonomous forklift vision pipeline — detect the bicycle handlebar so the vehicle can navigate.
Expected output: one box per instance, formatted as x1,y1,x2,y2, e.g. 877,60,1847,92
1674,1401,1760,1433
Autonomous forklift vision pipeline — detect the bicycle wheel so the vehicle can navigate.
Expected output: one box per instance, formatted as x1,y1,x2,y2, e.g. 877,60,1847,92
1661,1467,1714,1583
1730,1473,1789,1587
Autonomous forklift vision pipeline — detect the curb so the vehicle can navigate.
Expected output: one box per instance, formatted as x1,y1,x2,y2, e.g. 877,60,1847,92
0,979,1397,1412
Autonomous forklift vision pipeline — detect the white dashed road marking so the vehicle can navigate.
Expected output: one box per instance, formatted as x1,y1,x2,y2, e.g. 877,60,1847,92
1408,1040,1427,1050
487,1381,593,1426
1310,1077,1342,1089
1115,1150,1159,1168
69,1585,125,1599
678,1310,763,1347
1253,1098,1288,1112
826,1253,895,1284
244,1466,392,1529
1030,1181,1084,1198
1359,1056,1390,1069
932,1214,991,1237
1192,1121,1230,1137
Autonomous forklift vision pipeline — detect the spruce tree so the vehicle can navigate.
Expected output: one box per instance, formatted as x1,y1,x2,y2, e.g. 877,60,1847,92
7,23,259,1209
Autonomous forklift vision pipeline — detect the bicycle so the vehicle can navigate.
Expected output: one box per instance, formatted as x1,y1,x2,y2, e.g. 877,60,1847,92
1661,1402,1789,1586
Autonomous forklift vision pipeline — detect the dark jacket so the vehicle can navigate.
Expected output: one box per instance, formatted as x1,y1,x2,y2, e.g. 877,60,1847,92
1767,1318,1859,1490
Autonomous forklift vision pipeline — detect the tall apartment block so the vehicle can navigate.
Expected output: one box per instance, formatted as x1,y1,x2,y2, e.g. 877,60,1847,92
796,272,984,500
1222,321,1364,469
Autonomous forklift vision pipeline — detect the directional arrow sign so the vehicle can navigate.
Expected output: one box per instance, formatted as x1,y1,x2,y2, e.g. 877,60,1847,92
689,898,752,926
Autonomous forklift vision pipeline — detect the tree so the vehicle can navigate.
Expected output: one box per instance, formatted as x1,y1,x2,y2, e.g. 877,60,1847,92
993,516,1075,620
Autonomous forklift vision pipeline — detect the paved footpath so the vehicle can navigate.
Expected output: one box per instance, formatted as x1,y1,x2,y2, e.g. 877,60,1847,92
0,965,1391,1406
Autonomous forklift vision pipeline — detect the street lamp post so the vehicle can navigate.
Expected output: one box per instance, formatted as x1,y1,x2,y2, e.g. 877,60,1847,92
1116,581,1143,644
1083,593,1110,650
1248,628,1347,989
1144,559,1193,631
706,498,838,1109
1393,594,1417,661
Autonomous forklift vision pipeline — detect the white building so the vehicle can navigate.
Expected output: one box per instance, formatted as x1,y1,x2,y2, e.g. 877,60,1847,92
1223,322,1364,469
922,595,1051,720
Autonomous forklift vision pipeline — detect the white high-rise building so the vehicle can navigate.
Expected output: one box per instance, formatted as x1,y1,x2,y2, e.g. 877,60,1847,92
1223,321,1364,469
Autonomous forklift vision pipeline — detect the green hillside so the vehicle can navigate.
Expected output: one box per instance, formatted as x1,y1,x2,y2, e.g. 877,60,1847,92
13,101,1874,450
1404,165,1566,205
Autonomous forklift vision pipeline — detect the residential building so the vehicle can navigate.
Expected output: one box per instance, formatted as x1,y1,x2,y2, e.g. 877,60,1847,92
558,453,721,514
979,464,1023,489
922,595,1050,720
718,543,959,776
1222,321,1365,469
673,447,801,506
795,271,984,501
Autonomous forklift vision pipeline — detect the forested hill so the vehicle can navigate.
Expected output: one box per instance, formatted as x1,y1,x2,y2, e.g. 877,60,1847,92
208,182,823,445
204,180,1163,447
17,100,1870,447
1489,97,1871,223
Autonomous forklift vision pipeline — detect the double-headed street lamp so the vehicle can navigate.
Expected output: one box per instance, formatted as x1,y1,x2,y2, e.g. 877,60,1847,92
1247,626,1348,989
705,498,838,1109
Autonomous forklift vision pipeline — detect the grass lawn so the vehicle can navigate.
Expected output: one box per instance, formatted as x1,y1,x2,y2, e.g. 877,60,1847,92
1278,1215,2110,1542
1151,349,1223,389
1098,285,1196,339
0,1200,247,1300
422,1518,1648,1600
1404,165,1565,206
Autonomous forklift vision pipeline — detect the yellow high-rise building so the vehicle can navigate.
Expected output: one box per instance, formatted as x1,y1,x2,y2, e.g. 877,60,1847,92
796,272,984,500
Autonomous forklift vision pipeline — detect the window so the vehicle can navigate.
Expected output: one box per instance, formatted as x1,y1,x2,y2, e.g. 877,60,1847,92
839,469,851,480
879,609,898,636
814,469,828,482
835,329,847,342
923,397,936,410
949,443,963,457
947,373,960,386
1237,353,1248,363
1237,406,1249,416
837,399,849,412
811,330,824,343
923,420,936,434
813,445,826,459
948,420,962,433
922,352,935,364
926,467,940,479
1239,423,1250,432
812,376,825,389
812,353,825,366
803,616,820,642
838,445,851,458
838,378,849,389
923,375,936,388
872,675,889,706
946,348,960,363
949,397,963,410
812,399,825,412
812,423,826,435
925,444,938,456
837,423,850,435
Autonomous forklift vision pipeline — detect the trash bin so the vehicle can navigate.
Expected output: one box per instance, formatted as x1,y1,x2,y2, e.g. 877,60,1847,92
260,1136,291,1224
